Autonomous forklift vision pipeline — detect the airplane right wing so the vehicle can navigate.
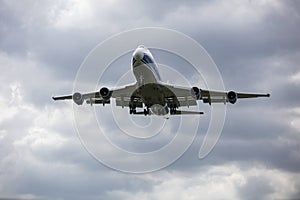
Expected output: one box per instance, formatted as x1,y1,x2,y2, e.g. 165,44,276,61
52,83,142,108
162,84,270,107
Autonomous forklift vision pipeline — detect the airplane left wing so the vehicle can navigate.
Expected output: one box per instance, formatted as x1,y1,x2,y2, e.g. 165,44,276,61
52,95,73,100
162,84,198,108
112,83,143,108
162,84,270,106
199,89,270,104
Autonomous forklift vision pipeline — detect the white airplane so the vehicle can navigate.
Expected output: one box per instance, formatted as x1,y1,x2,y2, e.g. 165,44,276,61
53,45,270,118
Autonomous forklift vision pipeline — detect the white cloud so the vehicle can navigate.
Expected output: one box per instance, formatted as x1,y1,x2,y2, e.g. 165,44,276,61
47,0,149,32
291,71,300,84
0,52,77,198
106,164,300,200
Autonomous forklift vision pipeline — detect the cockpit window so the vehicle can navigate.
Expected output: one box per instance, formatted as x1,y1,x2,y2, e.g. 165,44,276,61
142,54,153,64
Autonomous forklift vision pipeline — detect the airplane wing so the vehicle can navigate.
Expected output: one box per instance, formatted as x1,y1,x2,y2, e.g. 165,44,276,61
162,84,270,106
112,84,143,108
52,95,73,100
200,89,270,104
52,91,106,105
162,84,198,108
53,82,270,108
52,83,142,107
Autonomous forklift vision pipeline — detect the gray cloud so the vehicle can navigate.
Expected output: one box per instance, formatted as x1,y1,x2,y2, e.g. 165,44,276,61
1,0,300,199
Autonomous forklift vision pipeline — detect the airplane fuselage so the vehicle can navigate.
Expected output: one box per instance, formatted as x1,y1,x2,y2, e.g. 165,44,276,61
131,45,169,116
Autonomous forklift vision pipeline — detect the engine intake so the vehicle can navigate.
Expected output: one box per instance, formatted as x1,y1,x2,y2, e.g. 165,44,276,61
191,87,201,100
99,87,112,100
227,91,237,104
73,92,84,105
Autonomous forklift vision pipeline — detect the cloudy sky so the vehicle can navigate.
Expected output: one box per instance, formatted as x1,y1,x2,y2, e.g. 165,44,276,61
1,0,300,199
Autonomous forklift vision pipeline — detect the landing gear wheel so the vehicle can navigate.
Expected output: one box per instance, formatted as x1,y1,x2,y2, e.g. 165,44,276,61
129,105,136,114
144,107,150,116
129,105,136,115
170,106,177,114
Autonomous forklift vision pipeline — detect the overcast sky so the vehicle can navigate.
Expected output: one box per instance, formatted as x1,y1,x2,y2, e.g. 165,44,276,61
1,0,300,199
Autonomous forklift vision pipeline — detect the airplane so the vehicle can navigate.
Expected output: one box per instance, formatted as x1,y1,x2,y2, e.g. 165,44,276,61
52,45,270,118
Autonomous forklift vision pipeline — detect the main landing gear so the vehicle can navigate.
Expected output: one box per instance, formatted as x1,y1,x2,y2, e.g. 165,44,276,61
129,105,150,116
143,107,150,116
129,105,136,114
170,105,177,114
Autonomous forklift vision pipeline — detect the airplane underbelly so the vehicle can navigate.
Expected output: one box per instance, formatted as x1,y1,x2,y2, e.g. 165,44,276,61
138,83,165,107
133,64,158,85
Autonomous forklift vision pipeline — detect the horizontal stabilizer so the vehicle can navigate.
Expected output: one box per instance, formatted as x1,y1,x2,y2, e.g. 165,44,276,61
132,110,204,116
172,110,204,115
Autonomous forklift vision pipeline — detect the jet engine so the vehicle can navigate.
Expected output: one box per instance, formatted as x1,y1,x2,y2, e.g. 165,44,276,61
73,92,84,105
99,87,112,100
227,91,237,104
191,87,201,100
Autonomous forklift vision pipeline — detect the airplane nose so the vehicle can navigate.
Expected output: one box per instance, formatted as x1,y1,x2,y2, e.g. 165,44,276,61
134,51,144,60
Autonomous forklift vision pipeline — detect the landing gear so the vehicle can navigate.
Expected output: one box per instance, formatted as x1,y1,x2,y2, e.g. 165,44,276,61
170,105,177,114
144,107,150,116
129,105,136,114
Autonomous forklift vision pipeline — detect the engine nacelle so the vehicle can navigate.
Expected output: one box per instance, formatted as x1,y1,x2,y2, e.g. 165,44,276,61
227,91,237,104
191,87,201,100
99,87,112,100
73,92,84,105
